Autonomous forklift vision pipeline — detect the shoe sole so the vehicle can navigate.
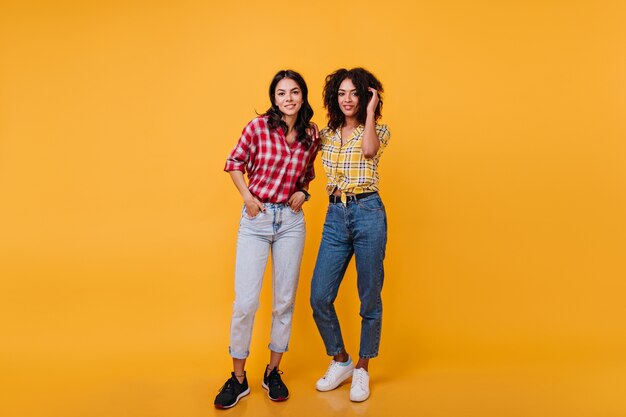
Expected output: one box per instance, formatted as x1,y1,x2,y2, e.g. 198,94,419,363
350,392,370,402
261,381,289,401
214,387,250,409
315,369,354,392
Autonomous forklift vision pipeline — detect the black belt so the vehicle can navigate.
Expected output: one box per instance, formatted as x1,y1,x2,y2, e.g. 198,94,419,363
329,191,377,204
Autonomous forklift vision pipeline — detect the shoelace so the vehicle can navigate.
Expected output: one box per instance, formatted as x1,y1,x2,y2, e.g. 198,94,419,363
352,370,366,388
323,361,342,380
267,369,284,389
218,377,237,393
352,372,367,390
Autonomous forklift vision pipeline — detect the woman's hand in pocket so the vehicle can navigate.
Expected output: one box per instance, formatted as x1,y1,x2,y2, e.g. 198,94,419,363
244,196,265,217
287,191,306,212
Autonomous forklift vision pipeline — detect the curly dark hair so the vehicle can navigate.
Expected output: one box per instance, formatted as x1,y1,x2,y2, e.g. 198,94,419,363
262,69,315,149
323,67,384,131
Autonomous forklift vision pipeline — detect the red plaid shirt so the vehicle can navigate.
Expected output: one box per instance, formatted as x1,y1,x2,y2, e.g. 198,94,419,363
224,116,319,203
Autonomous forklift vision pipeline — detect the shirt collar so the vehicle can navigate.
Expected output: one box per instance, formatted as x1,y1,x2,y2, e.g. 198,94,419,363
332,124,364,142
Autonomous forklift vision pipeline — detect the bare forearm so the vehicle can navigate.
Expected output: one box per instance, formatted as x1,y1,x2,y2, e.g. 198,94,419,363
228,170,265,215
361,113,380,159
228,170,253,201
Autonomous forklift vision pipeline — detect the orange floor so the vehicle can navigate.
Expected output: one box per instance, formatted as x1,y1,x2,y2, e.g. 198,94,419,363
6,355,626,417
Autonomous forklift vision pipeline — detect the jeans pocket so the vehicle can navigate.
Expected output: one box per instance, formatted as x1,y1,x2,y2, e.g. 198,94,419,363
358,196,384,212
242,206,262,220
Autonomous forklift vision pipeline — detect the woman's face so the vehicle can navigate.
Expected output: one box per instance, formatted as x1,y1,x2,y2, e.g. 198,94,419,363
274,78,303,117
338,78,359,118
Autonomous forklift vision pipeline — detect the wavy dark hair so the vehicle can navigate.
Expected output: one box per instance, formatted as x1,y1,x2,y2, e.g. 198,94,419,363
323,67,384,131
262,69,315,149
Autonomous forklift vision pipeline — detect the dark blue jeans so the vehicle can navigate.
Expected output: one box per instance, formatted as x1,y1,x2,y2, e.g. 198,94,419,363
310,193,387,359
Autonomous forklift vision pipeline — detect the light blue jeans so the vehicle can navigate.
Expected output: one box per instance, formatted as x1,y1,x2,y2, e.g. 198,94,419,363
310,193,387,359
229,203,306,359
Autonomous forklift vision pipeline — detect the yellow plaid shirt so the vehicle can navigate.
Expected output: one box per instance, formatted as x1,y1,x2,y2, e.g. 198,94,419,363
320,123,391,201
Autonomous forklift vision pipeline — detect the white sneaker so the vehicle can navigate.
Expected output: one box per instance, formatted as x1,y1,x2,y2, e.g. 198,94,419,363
349,368,370,402
315,356,355,391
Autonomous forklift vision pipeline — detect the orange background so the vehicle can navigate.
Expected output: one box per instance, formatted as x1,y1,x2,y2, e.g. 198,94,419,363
1,1,625,416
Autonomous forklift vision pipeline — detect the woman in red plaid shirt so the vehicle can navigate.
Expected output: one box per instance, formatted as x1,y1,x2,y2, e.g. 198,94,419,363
214,70,319,409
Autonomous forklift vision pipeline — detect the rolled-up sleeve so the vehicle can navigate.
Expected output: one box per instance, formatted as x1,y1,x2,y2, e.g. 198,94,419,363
224,121,255,173
374,124,391,159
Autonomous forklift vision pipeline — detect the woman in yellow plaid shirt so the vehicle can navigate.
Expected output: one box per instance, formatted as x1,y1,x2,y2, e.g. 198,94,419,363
310,67,391,402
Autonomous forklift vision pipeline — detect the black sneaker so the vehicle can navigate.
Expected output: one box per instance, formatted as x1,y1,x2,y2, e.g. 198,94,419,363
262,365,289,401
214,372,250,409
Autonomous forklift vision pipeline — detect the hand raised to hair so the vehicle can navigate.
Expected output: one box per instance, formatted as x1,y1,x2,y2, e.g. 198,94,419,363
367,87,379,116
